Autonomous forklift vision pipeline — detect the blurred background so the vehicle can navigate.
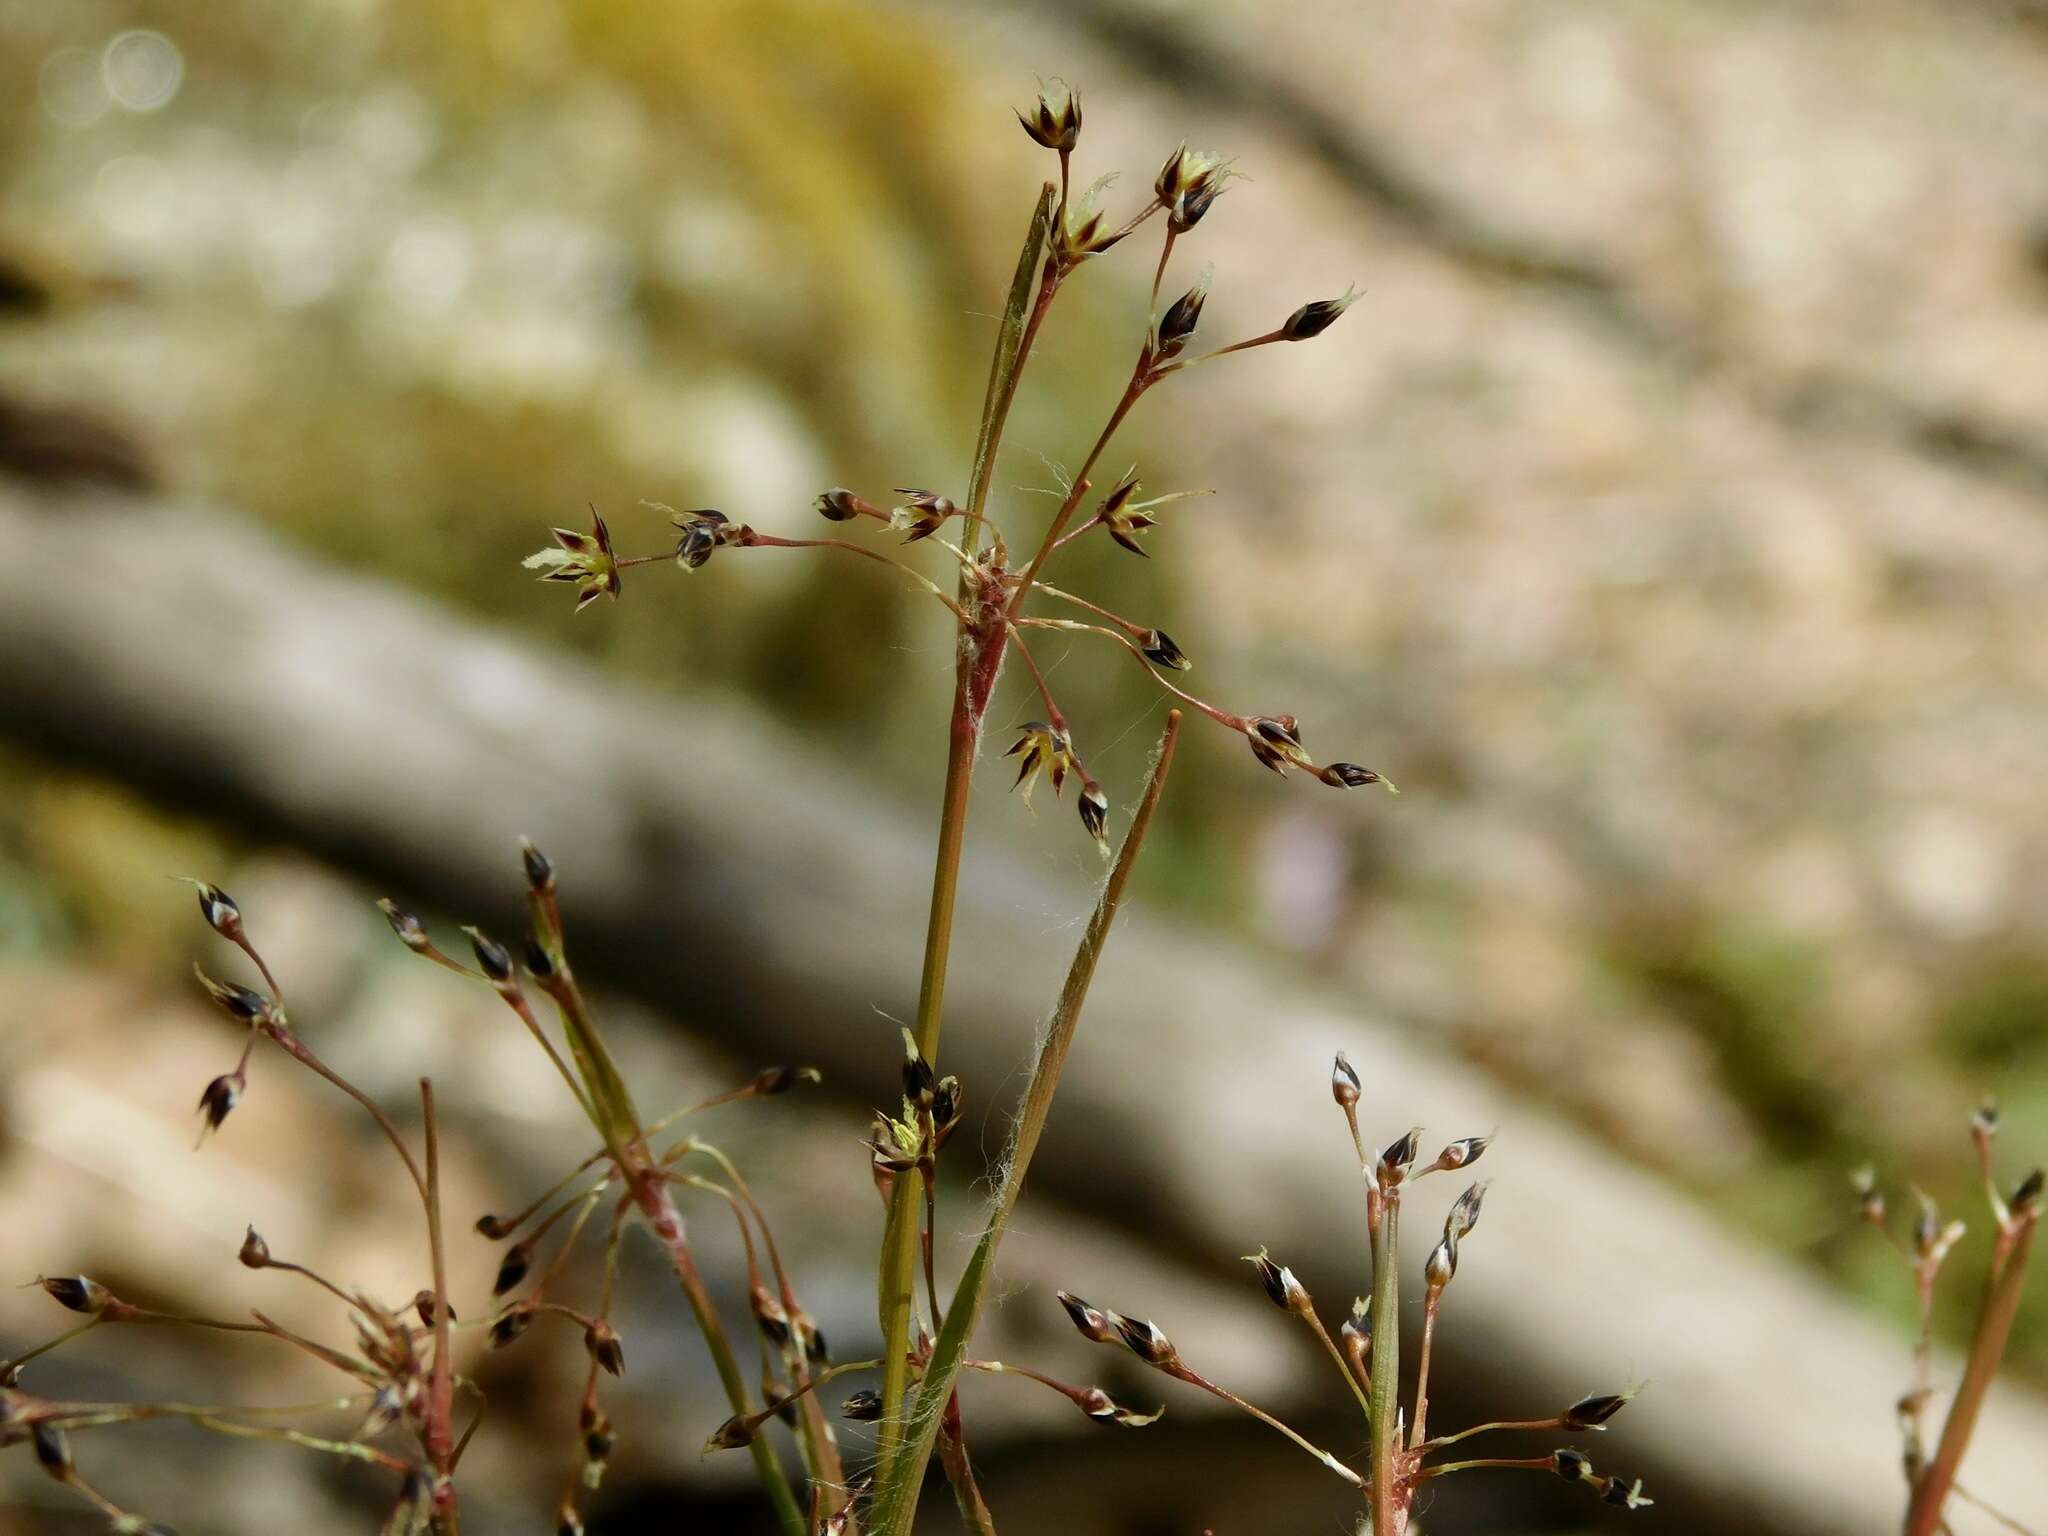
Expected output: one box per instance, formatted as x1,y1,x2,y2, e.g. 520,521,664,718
3,0,2047,1532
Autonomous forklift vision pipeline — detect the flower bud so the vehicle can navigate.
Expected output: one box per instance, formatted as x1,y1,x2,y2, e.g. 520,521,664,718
753,1285,791,1345
1601,1476,1654,1510
521,840,555,894
1113,1313,1179,1368
900,1029,938,1108
890,488,958,543
815,487,878,523
1552,1447,1593,1482
1424,1237,1457,1290
186,880,243,942
525,507,622,610
840,1389,884,1422
706,1412,758,1449
193,967,272,1025
493,1241,534,1297
489,1305,532,1349
412,1289,454,1327
752,1064,821,1096
464,926,515,985
39,1275,110,1315
669,507,730,571
1377,1127,1422,1183
1280,286,1359,341
1055,1291,1120,1346
2013,1168,2044,1216
197,1073,242,1137
1445,1181,1489,1240
1562,1391,1634,1430
1154,270,1210,362
1319,762,1386,789
32,1420,71,1479
1433,1135,1492,1173
378,899,430,951
585,1321,625,1377
1139,629,1191,671
1341,1299,1371,1380
583,1408,615,1465
475,1213,516,1240
1078,780,1111,858
1076,1386,1164,1427
521,938,557,980
239,1226,271,1269
1155,145,1230,232
1244,1247,1311,1314
1331,1052,1361,1109
1245,715,1312,776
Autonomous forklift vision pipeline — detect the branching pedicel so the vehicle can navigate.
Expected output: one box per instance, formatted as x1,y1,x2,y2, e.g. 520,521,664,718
1857,1103,2042,1536
1055,1052,1651,1535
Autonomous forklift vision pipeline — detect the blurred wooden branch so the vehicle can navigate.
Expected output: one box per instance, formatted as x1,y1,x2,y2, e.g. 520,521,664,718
2,484,2045,1534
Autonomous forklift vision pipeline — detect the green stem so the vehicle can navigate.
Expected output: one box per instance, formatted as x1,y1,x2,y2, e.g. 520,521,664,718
868,714,1183,1536
875,177,1059,1473
1903,1216,2037,1536
638,1176,804,1536
1369,1192,1404,1536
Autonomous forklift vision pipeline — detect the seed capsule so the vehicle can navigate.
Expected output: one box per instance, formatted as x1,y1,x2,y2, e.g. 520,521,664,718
1562,1391,1633,1430
1113,1313,1179,1368
378,899,429,951
465,927,515,985
521,840,555,894
493,1242,534,1297
1280,286,1360,341
585,1321,625,1377
1055,1291,1119,1346
841,1389,884,1422
197,1073,242,1136
239,1226,272,1269
1139,629,1191,671
1331,1052,1361,1109
39,1275,110,1315
189,881,243,941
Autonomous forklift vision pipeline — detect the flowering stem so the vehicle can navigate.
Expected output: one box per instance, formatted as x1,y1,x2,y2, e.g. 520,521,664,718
1410,1288,1442,1448
1168,1364,1365,1489
1368,1190,1404,1536
635,1173,804,1535
868,714,1183,1536
1904,1213,2038,1536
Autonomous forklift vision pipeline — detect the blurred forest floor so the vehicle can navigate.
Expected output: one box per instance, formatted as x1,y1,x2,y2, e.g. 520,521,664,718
2,0,2048,1500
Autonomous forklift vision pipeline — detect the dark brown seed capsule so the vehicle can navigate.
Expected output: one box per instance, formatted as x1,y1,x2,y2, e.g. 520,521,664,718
1320,762,1384,788
197,1073,242,1135
39,1275,109,1315
378,899,429,951
1563,1392,1632,1430
32,1420,71,1477
1280,288,1359,341
493,1242,534,1297
706,1413,757,1449
192,882,242,940
585,1322,625,1377
239,1227,271,1269
520,938,556,979
466,927,514,984
1331,1052,1361,1109
1055,1291,1119,1345
489,1307,532,1349
841,1389,884,1422
1552,1448,1594,1481
521,841,555,893
1139,629,1191,671
1113,1314,1178,1368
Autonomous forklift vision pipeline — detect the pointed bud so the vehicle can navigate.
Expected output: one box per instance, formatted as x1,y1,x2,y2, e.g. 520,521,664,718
464,926,515,985
1424,1237,1457,1290
1331,1052,1361,1109
493,1241,534,1297
521,938,557,980
1433,1135,1492,1173
32,1420,71,1478
900,1029,937,1107
1377,1127,1422,1184
1280,286,1359,341
1341,1299,1372,1380
1319,762,1386,789
475,1213,515,1240
815,487,877,522
197,1073,242,1137
1056,1291,1120,1346
1113,1313,1179,1368
583,1410,615,1465
841,1389,884,1422
706,1412,758,1449
1078,780,1111,858
1562,1390,1635,1430
239,1226,271,1269
1244,1248,1311,1314
413,1289,454,1327
1139,629,1191,671
1075,1386,1165,1427
521,840,555,894
489,1306,532,1349
1154,270,1211,361
378,899,430,951
752,1065,822,1096
1553,1448,1594,1482
39,1275,111,1315
1601,1476,1654,1510
1445,1181,1489,1240
2014,1169,2044,1216
192,967,272,1025
185,880,243,942
584,1321,625,1377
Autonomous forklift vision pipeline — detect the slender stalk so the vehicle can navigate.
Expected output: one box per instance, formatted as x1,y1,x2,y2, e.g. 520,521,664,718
1410,1289,1441,1447
1904,1216,2037,1536
1368,1192,1404,1536
1171,1365,1366,1489
868,715,1183,1536
637,1176,805,1536
875,180,1058,1465
937,1390,999,1536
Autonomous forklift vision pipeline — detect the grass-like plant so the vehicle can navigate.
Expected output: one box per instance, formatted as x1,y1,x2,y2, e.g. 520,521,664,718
4,83,1671,1536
